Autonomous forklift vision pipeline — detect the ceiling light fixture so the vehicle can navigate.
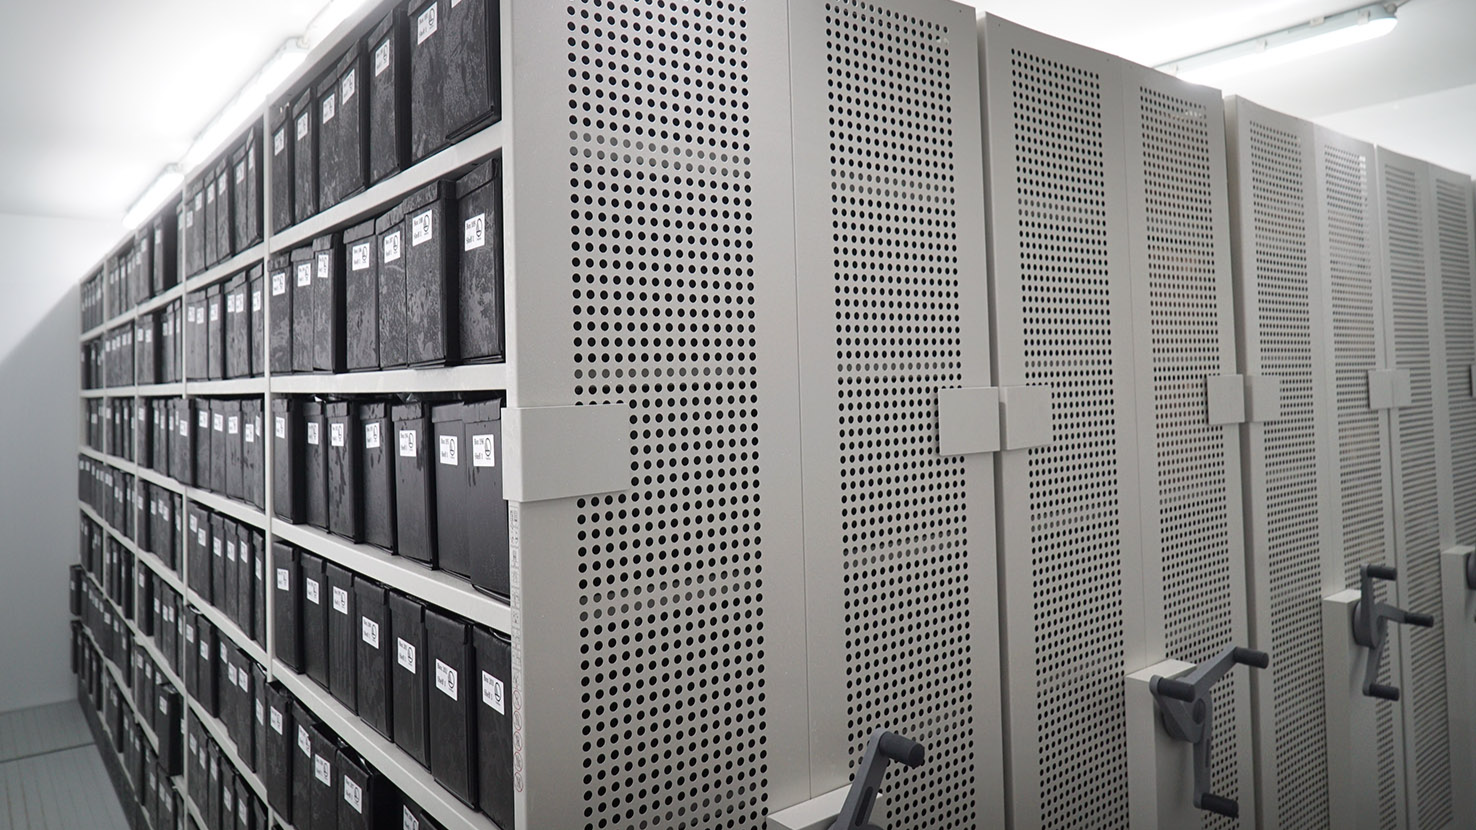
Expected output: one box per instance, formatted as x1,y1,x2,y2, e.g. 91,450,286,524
303,0,374,48
1156,2,1399,88
121,165,184,230
181,38,309,171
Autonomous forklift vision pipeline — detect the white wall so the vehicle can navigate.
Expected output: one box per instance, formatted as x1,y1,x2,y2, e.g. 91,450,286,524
0,212,121,712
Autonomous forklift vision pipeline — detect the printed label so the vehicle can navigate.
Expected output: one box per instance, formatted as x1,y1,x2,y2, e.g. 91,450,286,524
209,303,219,322
271,707,284,734
341,69,356,103
435,659,458,700
199,410,209,428
256,699,264,724
298,725,311,756
306,421,320,445
200,639,209,660
345,777,363,813
228,416,239,435
417,4,438,44
227,540,237,562
362,617,380,648
464,213,486,251
253,289,262,311
227,664,238,686
383,230,402,263
439,434,458,466
317,252,331,277
213,413,224,432
245,422,255,443
332,586,349,614
186,306,196,324
397,638,416,673
305,578,320,604
239,669,249,692
198,528,206,547
331,422,346,447
297,112,310,140
275,416,286,439
236,161,246,183
472,434,496,467
482,670,505,714
365,422,381,449
272,272,287,296
213,537,222,558
180,418,189,436
375,41,392,76
412,210,434,246
277,568,290,591
322,92,336,123
297,263,313,287
351,242,372,271
404,807,419,830
315,755,331,785
398,429,417,457
206,181,215,202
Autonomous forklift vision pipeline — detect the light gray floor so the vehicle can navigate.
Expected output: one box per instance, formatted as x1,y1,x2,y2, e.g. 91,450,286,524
0,700,129,829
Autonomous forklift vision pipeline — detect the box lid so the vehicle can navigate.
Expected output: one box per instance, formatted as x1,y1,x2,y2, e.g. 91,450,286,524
312,232,340,253
289,246,315,264
400,180,454,213
326,401,351,418
374,205,405,235
356,401,388,420
344,219,378,245
430,401,465,424
456,157,500,200
391,402,428,422
461,397,502,425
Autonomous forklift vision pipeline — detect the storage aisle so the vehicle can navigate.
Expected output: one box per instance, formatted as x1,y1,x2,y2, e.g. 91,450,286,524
0,701,129,830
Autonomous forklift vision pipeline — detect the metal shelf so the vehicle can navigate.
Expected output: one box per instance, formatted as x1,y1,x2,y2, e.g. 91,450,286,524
270,521,511,634
185,487,268,529
136,382,188,398
134,285,186,319
268,121,505,253
78,624,162,756
183,244,268,294
134,463,186,495
81,322,109,342
184,693,271,807
84,386,136,398
187,377,268,396
270,364,509,396
272,664,501,830
186,588,269,668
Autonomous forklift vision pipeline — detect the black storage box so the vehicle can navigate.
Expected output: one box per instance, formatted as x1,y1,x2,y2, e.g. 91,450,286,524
214,162,234,262
234,523,254,642
367,8,409,184
402,180,457,366
225,399,244,501
193,398,212,487
242,399,264,510
313,233,346,373
248,265,265,377
272,397,306,523
251,664,268,773
326,561,358,711
388,591,428,766
206,284,226,380
354,577,392,740
407,0,448,162
300,551,330,689
253,529,268,645
269,253,293,374
442,0,500,141
293,89,318,224
264,683,295,821
232,126,262,251
291,247,316,373
322,45,370,208
464,398,508,597
456,158,504,363
344,219,380,371
196,616,217,717
309,725,338,830
204,173,220,268
210,400,228,493
337,749,389,830
270,102,295,234
391,403,435,565
189,182,206,276
305,400,330,529
317,72,341,209
186,291,207,382
375,206,408,368
187,505,209,599
291,702,316,827
226,274,249,379
219,514,238,622
272,543,303,672
153,204,179,293
473,626,513,829
425,607,476,806
169,399,190,486
359,401,396,550
328,401,363,541
430,402,469,578
209,512,228,609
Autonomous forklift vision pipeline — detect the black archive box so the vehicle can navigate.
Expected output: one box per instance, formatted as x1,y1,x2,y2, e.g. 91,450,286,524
243,398,265,510
188,713,207,815
326,561,358,711
153,202,179,294
193,398,212,487
197,615,218,717
375,206,408,369
268,253,293,374
226,274,249,379
388,591,428,766
206,735,222,827
291,247,316,373
313,233,345,373
354,577,391,739
464,399,508,597
425,607,475,806
293,89,318,225
169,399,190,486
207,512,226,609
407,0,448,162
207,283,226,380
264,683,295,821
321,45,369,209
219,513,238,622
234,523,253,639
430,402,469,578
248,264,265,377
391,403,435,565
327,401,362,541
153,400,170,471
188,181,206,276
186,291,207,381
270,102,294,234
187,505,209,598
232,126,262,251
214,161,234,263
253,529,268,645
272,397,306,523
305,400,330,529
402,180,457,366
204,172,220,268
291,702,316,827
251,664,268,773
367,8,409,184
473,626,513,829
175,201,188,284
442,0,500,141
337,748,387,830
300,551,330,689
359,401,395,550
272,543,302,673
456,158,503,363
344,219,379,371
225,399,244,501
309,725,338,830
210,400,228,493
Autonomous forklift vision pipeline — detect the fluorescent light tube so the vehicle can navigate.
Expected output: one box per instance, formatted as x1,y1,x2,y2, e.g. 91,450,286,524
304,0,374,47
182,38,308,171
122,166,184,230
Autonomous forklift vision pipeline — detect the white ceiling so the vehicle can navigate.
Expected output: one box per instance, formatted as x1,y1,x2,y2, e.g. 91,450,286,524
0,0,1471,226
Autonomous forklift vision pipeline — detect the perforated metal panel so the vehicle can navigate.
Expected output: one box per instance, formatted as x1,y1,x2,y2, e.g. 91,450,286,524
1433,173,1476,549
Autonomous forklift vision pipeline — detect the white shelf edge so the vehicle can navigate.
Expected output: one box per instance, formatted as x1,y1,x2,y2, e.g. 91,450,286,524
135,463,186,495
183,244,268,294
184,694,271,807
134,285,186,319
85,386,137,398
272,664,501,830
269,364,509,396
187,377,268,396
186,487,268,529
78,623,162,756
137,383,188,398
81,323,109,342
186,588,270,668
270,521,511,634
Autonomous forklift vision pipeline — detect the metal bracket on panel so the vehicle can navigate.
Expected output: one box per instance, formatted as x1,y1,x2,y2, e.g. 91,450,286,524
1367,368,1412,410
767,788,887,830
999,385,1053,450
937,387,1000,456
502,404,631,503
1206,375,1282,425
1323,589,1381,830
1350,564,1434,700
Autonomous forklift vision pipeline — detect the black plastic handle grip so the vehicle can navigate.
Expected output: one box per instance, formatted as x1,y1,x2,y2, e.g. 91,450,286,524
1232,647,1270,669
877,732,925,768
1406,612,1435,628
1198,793,1239,819
1367,565,1397,581
1369,683,1401,701
1156,677,1197,702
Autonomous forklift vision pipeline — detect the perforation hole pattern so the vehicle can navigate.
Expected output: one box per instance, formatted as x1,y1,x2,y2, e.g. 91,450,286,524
1322,142,1401,829
1140,87,1238,830
1436,180,1476,546
1382,160,1451,830
565,3,767,828
824,3,974,827
1011,46,1129,829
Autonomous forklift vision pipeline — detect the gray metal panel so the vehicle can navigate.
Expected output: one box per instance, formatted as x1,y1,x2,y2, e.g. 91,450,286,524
506,2,811,828
980,16,1146,829
790,1,1001,827
1223,96,1337,830
1120,67,1251,830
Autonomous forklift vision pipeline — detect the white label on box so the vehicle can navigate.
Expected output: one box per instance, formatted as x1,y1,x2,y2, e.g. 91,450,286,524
227,540,237,562
236,161,246,183
351,242,372,271
245,422,255,443
180,418,190,436
297,263,313,287
200,639,209,660
403,807,419,830
435,659,458,700
298,725,311,755
464,213,486,251
195,193,203,209
186,306,196,324
412,210,433,246
297,112,310,140
256,699,265,724
417,4,438,43
345,777,363,813
383,230,402,263
341,69,356,104
276,568,289,591
306,422,320,445
200,410,210,428
305,578,320,604
223,789,233,811
362,617,380,648
375,40,392,76
207,181,215,202
272,272,287,296
198,528,207,546
332,586,349,614
315,755,332,785
274,128,286,154
472,434,496,467
317,252,331,277
322,92,336,123
397,638,416,672
227,664,238,686
228,416,239,435
398,429,417,457
482,671,505,714
210,303,219,322
331,422,345,447
253,289,262,311
213,413,224,432
365,422,381,449
213,537,222,558
275,416,286,439
439,434,458,465
239,669,249,692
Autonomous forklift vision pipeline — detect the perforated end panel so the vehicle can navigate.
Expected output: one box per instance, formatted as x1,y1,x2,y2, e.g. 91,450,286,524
1436,179,1476,548
823,3,975,827
1008,45,1130,829
1382,160,1452,830
565,3,769,828
1322,141,1403,829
